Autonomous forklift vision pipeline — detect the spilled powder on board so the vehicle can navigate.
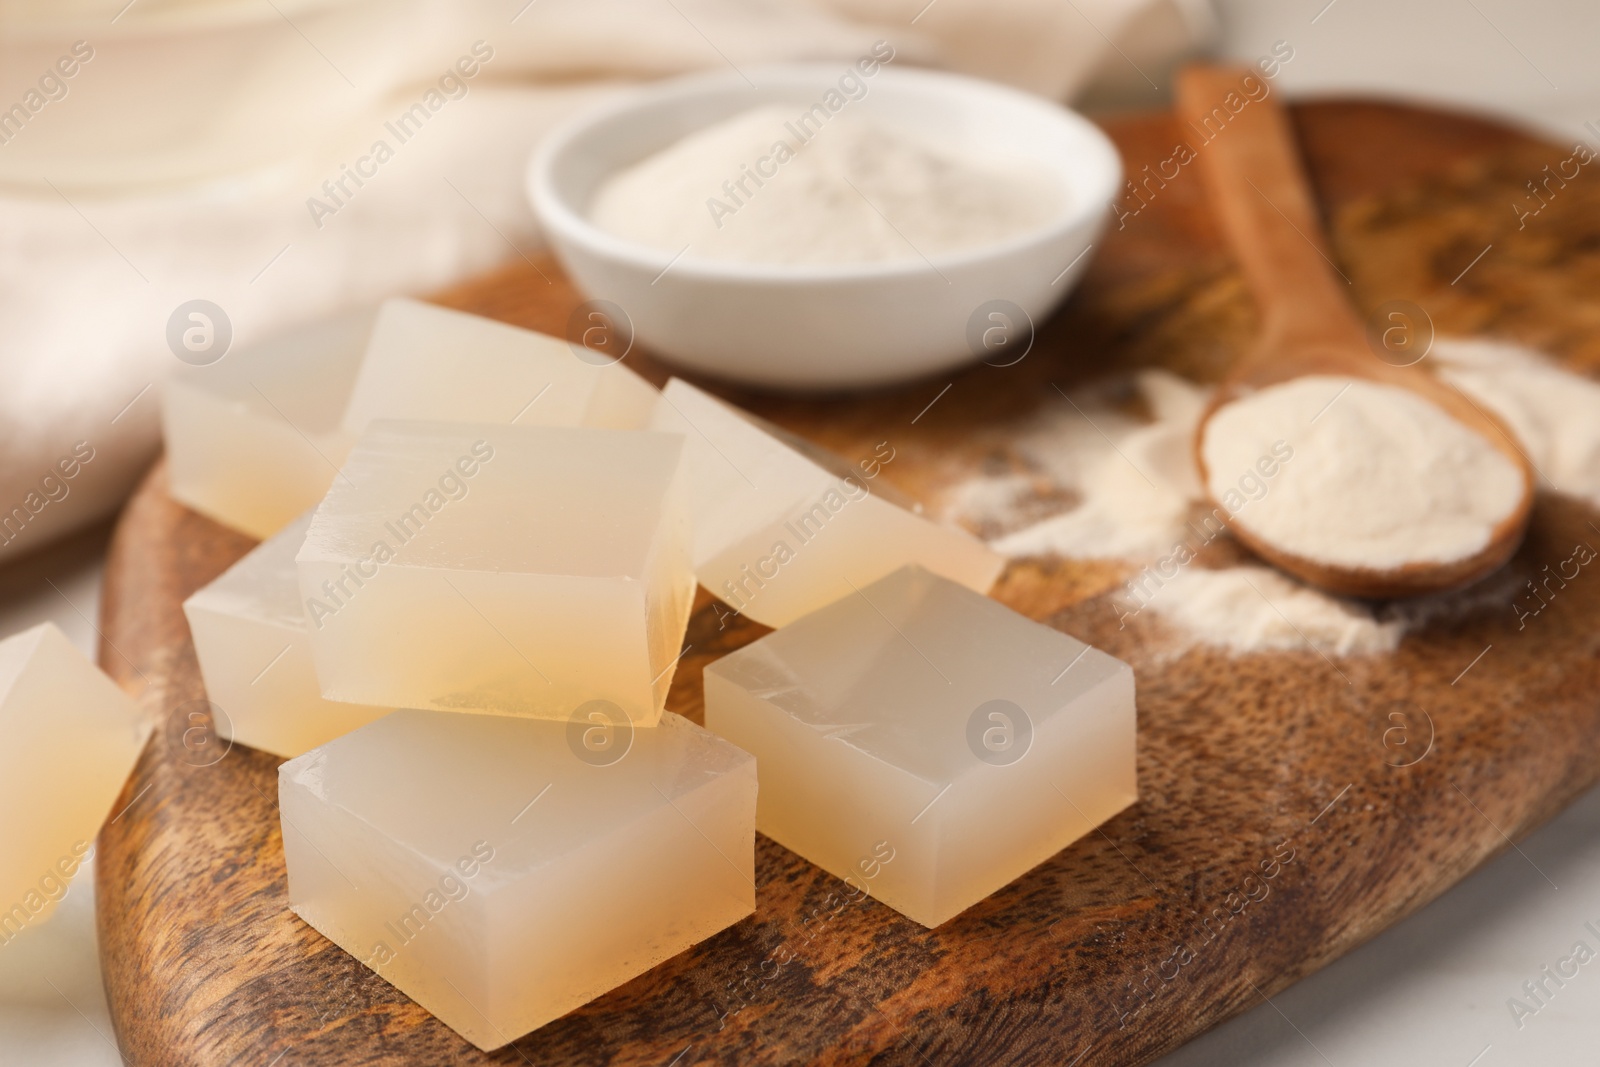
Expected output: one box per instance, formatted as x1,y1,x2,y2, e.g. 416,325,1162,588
1431,337,1600,508
940,339,1599,656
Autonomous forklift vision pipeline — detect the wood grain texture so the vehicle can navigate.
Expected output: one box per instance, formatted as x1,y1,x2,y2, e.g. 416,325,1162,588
95,101,1600,1066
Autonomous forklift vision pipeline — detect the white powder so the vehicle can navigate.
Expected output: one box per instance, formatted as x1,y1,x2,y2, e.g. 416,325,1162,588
589,106,1061,265
942,340,1600,656
1201,376,1524,570
1432,337,1600,510
991,392,1201,559
1144,566,1403,656
938,370,1208,559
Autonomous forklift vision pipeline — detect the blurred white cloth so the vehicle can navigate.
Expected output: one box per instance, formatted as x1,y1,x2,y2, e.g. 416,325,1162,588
0,0,1212,563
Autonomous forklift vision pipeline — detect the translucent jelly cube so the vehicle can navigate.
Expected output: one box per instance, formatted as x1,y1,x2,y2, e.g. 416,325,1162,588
0,623,150,931
280,708,755,1050
298,421,692,724
183,512,390,759
164,307,374,539
649,378,1003,628
703,564,1136,928
341,298,658,436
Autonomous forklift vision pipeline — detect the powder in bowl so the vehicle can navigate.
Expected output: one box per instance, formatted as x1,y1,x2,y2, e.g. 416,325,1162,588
588,105,1062,266
1200,376,1523,571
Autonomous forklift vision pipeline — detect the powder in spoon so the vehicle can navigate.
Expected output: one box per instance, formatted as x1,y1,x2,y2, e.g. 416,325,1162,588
589,105,1061,265
1200,376,1523,571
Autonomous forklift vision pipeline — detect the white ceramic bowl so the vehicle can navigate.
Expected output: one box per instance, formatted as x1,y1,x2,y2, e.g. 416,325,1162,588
529,64,1122,391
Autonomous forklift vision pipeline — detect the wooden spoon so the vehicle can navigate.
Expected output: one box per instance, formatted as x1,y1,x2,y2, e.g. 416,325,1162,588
1175,63,1533,599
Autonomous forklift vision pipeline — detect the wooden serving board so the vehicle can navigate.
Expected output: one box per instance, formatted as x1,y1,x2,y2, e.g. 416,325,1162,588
96,101,1600,1066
